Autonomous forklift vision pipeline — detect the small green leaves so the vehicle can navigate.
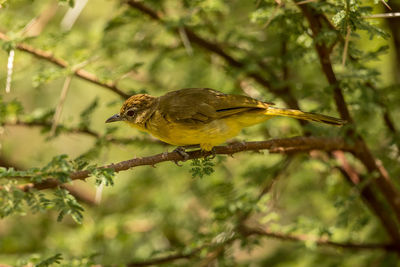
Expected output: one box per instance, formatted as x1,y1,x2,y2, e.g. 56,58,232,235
36,253,63,267
332,10,346,26
190,158,215,179
53,188,84,223
41,154,74,183
32,67,66,88
0,183,50,218
91,168,115,186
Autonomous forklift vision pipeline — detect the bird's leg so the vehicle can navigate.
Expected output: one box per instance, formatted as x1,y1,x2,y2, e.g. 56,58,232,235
173,145,200,161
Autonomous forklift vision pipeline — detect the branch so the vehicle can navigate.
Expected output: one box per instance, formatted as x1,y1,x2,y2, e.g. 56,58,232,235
296,3,352,122
0,155,97,206
333,151,400,243
127,222,396,266
2,120,160,145
4,136,352,192
296,1,400,234
241,226,398,251
0,31,129,99
125,0,301,109
127,247,203,267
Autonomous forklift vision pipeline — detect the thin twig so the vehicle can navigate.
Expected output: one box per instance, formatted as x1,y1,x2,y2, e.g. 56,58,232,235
296,0,317,5
364,12,400,19
178,27,193,56
242,226,398,251
263,1,283,29
342,25,351,66
380,0,392,11
127,247,203,266
50,76,72,136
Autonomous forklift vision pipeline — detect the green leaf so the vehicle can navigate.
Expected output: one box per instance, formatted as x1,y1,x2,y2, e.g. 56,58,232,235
190,158,215,179
91,168,115,186
36,253,63,267
53,188,84,223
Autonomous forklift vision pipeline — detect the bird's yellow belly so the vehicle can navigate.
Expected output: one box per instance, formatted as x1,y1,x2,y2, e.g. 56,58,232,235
141,111,271,151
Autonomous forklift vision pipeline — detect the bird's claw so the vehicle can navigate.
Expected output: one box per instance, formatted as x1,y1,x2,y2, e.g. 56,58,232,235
173,146,190,162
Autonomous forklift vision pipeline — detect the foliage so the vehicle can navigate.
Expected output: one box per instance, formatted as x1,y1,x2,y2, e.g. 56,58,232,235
0,0,399,266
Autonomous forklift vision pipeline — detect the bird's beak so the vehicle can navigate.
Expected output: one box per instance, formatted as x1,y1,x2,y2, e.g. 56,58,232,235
105,114,122,123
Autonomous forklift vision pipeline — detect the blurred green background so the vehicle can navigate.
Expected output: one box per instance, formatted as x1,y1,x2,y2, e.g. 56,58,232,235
1,0,400,266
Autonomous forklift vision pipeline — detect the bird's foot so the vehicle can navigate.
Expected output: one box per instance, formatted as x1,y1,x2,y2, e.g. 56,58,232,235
173,146,199,162
204,147,216,160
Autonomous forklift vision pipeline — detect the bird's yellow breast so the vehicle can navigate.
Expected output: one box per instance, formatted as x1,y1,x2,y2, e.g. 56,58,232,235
126,110,270,151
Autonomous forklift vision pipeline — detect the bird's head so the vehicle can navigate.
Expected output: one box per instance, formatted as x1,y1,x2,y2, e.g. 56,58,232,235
105,94,157,125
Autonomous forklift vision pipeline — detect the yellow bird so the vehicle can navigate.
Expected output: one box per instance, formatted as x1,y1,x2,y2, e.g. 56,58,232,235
106,88,345,151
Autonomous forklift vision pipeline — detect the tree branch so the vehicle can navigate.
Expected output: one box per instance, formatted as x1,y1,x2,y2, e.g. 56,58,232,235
296,1,400,235
241,226,398,251
0,31,129,99
3,136,352,192
0,155,97,206
127,222,397,266
333,151,400,243
2,120,160,145
125,0,301,109
296,3,351,122
127,247,203,267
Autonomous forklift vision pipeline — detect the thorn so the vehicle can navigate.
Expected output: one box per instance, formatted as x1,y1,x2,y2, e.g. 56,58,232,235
162,151,169,159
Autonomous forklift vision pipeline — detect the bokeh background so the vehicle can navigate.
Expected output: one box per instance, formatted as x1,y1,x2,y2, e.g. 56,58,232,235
1,0,400,266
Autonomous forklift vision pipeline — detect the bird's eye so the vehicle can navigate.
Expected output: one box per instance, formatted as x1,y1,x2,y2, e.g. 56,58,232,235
126,110,135,117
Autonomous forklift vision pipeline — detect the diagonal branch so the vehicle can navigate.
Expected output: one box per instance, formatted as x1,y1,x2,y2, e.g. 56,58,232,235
296,1,400,237
296,3,352,122
3,136,353,192
333,151,400,243
125,0,300,109
0,31,129,99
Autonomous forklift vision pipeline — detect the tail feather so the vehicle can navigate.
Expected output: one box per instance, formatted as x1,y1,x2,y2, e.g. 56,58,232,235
265,107,346,126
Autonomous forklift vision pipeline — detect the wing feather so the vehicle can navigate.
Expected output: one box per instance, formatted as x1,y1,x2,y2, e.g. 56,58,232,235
158,88,270,124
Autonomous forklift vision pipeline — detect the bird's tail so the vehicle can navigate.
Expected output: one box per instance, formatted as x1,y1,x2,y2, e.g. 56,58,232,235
265,107,346,126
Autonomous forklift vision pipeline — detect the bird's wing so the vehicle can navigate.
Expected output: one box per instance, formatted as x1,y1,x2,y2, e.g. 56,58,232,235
158,88,271,124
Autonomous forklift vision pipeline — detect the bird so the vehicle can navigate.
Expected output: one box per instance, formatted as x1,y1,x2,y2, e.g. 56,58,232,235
106,88,346,151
